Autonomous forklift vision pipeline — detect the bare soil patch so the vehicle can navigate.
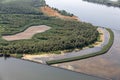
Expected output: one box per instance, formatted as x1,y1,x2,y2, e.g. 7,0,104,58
2,25,51,41
40,6,79,21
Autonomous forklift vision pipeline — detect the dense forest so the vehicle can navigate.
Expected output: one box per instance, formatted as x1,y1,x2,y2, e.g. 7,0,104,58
84,0,120,7
0,0,98,54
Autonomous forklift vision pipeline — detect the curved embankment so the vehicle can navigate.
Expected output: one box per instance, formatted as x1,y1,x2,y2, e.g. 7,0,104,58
46,28,114,65
22,28,109,64
2,25,51,41
53,30,120,79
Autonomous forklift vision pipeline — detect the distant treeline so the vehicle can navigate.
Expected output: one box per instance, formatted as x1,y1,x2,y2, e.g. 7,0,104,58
83,0,120,7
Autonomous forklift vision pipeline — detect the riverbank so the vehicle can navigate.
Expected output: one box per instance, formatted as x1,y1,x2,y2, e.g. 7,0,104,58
40,6,79,21
22,27,108,64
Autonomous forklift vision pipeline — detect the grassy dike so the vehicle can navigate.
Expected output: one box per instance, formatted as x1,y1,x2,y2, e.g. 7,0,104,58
46,28,114,65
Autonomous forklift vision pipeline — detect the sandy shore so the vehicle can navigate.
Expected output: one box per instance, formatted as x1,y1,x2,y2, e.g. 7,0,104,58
22,27,108,64
94,28,104,47
2,25,51,41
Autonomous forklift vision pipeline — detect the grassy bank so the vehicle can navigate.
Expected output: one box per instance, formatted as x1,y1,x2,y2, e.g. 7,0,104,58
46,28,114,65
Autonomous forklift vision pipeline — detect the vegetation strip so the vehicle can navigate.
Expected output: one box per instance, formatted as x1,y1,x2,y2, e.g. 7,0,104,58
46,28,114,65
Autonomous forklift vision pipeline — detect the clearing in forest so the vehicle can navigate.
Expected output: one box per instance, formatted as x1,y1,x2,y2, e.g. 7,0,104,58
2,25,51,41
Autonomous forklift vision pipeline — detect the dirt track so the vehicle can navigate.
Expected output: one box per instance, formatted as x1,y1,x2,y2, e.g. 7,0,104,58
2,25,51,41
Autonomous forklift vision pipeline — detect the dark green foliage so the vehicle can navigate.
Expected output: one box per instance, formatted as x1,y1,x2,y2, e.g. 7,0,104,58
0,14,49,35
0,0,98,55
0,18,98,54
0,0,46,14
46,28,114,65
83,0,120,8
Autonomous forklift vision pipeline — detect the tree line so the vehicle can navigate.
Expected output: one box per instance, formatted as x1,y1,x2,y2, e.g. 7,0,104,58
84,0,120,7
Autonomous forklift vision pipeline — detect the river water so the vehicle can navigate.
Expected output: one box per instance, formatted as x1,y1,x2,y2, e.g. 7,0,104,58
53,30,120,80
45,0,120,30
45,0,120,80
0,57,104,80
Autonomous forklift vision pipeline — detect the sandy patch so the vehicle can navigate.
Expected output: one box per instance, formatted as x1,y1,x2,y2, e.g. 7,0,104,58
40,6,79,21
94,28,105,47
2,25,51,41
22,54,60,64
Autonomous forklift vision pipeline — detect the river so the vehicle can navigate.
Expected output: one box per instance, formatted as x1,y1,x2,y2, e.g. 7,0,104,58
0,57,104,80
45,0,120,30
45,0,120,80
53,30,120,80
